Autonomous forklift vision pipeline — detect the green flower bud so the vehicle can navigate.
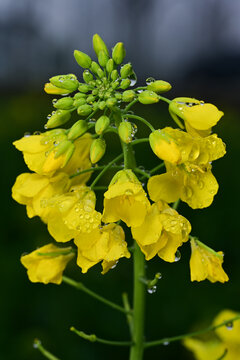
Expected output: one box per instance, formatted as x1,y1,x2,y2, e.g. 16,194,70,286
92,102,99,111
54,140,75,167
92,89,98,96
74,92,87,99
106,97,117,108
74,50,92,68
78,84,91,93
53,97,74,110
98,101,106,110
50,74,79,92
97,68,104,78
86,95,95,103
83,70,94,83
77,104,93,116
68,120,88,140
111,81,119,89
115,92,122,100
112,42,126,65
120,79,131,90
118,121,137,143
90,138,106,163
122,90,135,102
147,80,172,94
95,115,110,135
106,59,114,73
92,34,109,56
120,63,132,79
111,70,119,81
138,90,159,104
98,50,109,67
73,98,86,107
91,61,101,75
45,110,71,129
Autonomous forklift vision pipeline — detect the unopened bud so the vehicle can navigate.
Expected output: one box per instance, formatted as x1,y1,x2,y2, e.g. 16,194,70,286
73,98,86,107
138,90,159,104
120,63,132,79
86,95,95,104
106,59,114,73
98,101,106,110
44,83,71,95
147,80,172,94
120,79,131,90
111,70,119,82
118,121,137,144
115,92,122,100
78,84,91,93
106,97,117,108
77,104,93,116
91,61,101,75
83,70,94,83
53,97,74,110
50,74,79,92
122,90,135,102
68,120,88,140
97,68,104,78
90,138,106,163
46,110,71,129
112,42,126,65
98,50,109,67
74,93,87,100
54,140,75,167
149,130,181,164
95,115,110,135
93,34,109,56
74,50,92,68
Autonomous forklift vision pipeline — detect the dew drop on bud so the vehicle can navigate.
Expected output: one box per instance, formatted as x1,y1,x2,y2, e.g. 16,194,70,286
147,285,157,294
146,77,155,85
226,322,233,330
33,131,41,135
24,132,31,137
174,250,181,262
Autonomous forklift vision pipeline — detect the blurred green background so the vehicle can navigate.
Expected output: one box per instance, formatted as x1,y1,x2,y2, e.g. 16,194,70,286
1,1,240,359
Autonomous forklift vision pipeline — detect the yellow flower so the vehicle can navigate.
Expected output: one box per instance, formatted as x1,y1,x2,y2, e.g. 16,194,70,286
12,172,70,222
132,201,191,262
190,238,229,283
13,132,92,178
44,82,71,95
169,97,224,131
149,129,181,164
74,224,130,273
21,243,74,284
184,310,240,360
102,169,150,227
147,128,226,209
46,185,101,242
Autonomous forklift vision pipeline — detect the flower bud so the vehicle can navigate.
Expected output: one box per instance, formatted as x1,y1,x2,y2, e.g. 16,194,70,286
98,50,109,67
93,34,109,56
50,74,79,92
77,104,93,116
138,90,159,104
53,97,74,110
112,42,126,65
147,80,172,94
106,97,117,108
78,84,91,93
45,110,71,129
68,120,88,140
95,116,110,135
149,130,181,164
98,101,106,110
97,68,104,78
90,138,106,163
91,61,101,75
74,92,87,99
73,98,86,107
86,95,95,103
120,63,132,79
111,70,119,81
74,50,92,68
115,92,122,100
83,70,94,83
118,121,137,144
106,59,114,73
120,79,131,90
122,90,135,102
44,83,71,95
54,140,75,167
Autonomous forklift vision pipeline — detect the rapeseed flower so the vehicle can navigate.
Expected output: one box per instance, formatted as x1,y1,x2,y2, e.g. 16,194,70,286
189,238,228,283
131,201,191,262
21,243,74,284
74,224,130,273
102,169,150,227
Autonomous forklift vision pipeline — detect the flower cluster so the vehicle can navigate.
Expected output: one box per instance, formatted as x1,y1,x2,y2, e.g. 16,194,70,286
12,34,228,286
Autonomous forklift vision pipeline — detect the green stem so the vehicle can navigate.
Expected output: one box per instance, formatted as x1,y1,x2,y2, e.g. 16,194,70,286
123,99,139,113
144,315,240,349
149,162,165,174
172,199,180,210
70,164,123,179
124,114,155,132
131,138,149,146
62,276,130,314
70,327,132,347
90,153,124,188
122,293,134,338
134,168,150,179
33,339,60,360
129,243,146,360
159,95,171,104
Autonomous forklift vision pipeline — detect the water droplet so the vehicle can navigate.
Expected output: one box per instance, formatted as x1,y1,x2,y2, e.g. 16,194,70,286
75,206,80,213
125,189,134,196
52,98,58,105
44,124,48,129
163,341,169,346
174,250,181,262
147,285,157,294
146,77,155,85
226,322,233,330
198,181,204,189
33,131,41,135
183,186,193,199
189,144,200,161
84,205,92,212
24,132,31,137
137,90,143,93
45,151,50,157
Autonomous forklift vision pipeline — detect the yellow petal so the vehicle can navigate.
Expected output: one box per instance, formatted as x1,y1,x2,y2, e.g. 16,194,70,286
184,338,225,360
147,172,181,203
183,103,224,130
13,135,47,153
213,310,240,345
47,210,77,242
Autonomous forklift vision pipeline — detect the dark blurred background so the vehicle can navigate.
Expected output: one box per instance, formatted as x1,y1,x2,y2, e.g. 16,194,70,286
1,0,240,359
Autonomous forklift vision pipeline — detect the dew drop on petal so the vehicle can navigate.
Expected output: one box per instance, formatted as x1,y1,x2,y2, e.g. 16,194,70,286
174,250,181,262
226,322,233,330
